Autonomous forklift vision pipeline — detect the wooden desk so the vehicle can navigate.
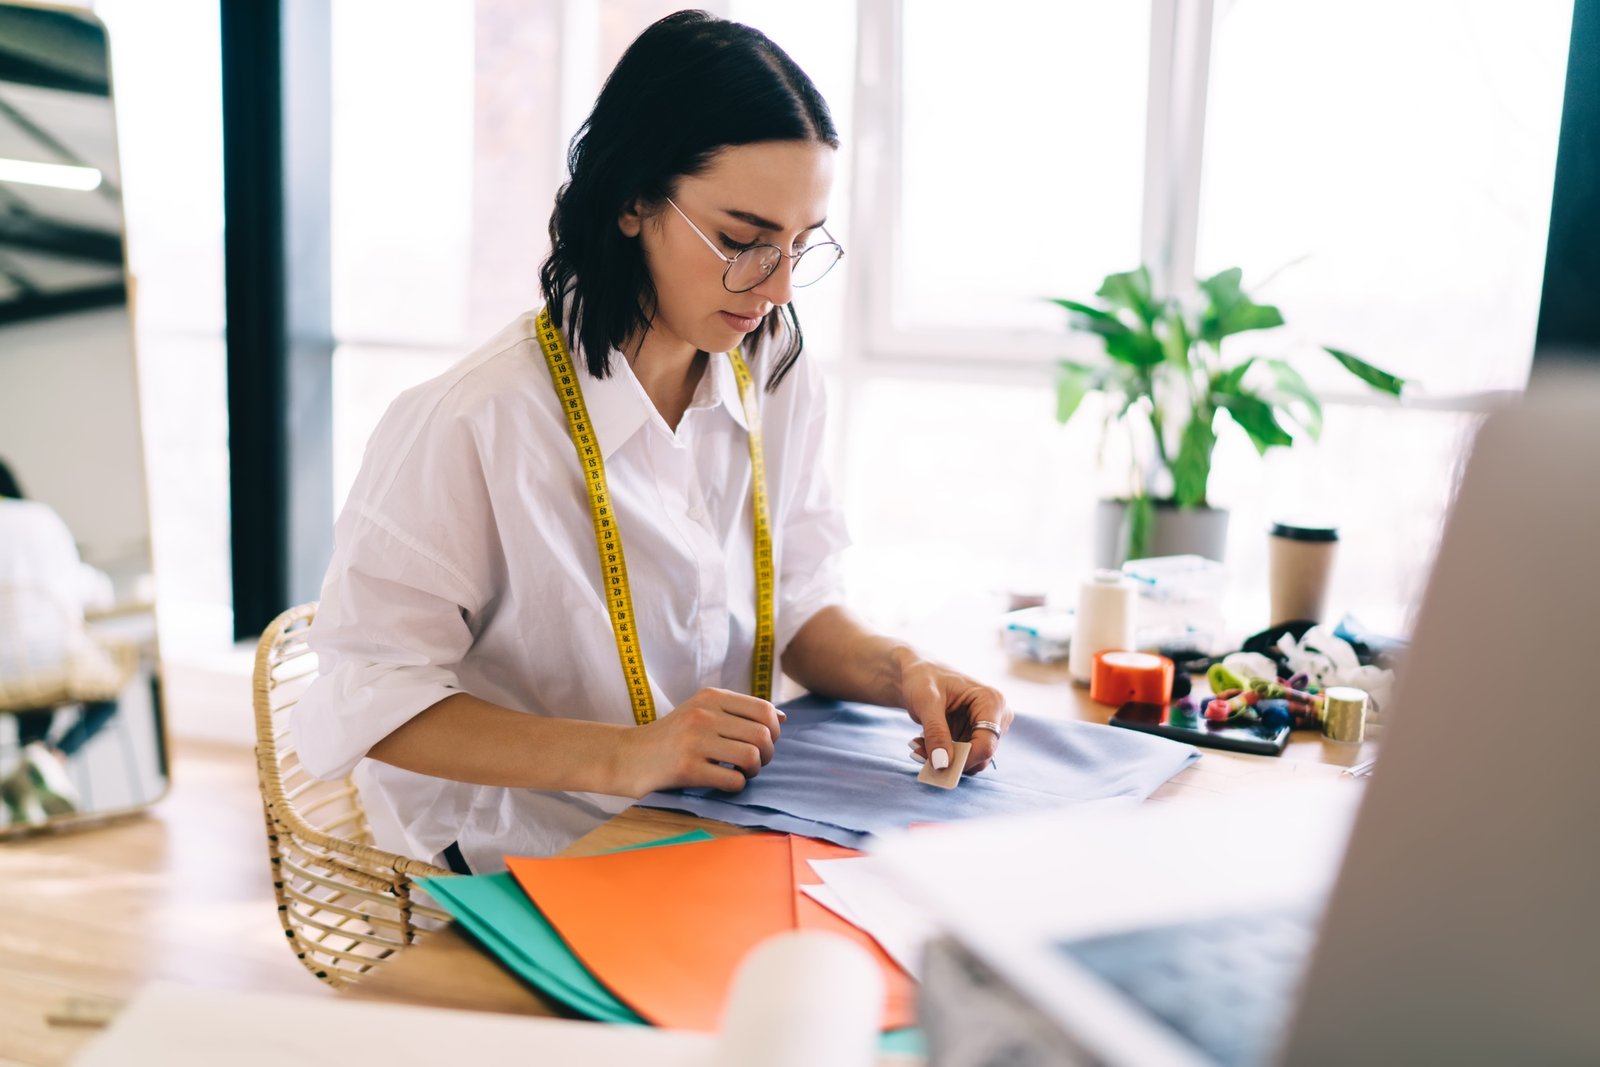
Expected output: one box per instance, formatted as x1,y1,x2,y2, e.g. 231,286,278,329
349,632,1370,1018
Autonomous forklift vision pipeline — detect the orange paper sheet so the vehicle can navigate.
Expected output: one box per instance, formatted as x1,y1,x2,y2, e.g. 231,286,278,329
506,834,914,1032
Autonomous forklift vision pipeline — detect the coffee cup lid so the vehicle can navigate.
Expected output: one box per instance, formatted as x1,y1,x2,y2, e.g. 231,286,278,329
1270,521,1339,542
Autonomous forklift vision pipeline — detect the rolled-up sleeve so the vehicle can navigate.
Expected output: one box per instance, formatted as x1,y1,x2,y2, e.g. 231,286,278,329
773,359,851,655
292,516,481,780
292,397,498,781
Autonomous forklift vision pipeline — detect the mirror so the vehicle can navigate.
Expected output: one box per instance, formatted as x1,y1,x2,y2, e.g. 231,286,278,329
0,2,167,834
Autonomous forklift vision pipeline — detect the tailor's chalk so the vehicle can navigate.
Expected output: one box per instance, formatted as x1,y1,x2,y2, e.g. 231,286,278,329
917,741,971,790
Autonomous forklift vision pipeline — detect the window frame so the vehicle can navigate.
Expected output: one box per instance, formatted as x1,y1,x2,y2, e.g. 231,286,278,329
841,0,1531,414
843,0,1215,374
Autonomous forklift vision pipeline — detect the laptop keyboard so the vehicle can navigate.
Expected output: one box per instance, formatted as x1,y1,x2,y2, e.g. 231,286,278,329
1056,906,1317,1067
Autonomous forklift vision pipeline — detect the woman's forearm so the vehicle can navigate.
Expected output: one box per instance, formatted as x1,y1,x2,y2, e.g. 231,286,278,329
780,604,918,705
366,692,633,795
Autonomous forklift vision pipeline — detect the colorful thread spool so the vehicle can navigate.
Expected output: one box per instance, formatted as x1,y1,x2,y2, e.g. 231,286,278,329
1204,688,1259,722
1257,701,1292,732
1243,676,1325,728
1206,662,1246,695
1089,651,1174,707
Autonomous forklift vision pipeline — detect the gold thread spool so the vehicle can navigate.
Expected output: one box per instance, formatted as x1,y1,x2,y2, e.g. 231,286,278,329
1321,686,1368,743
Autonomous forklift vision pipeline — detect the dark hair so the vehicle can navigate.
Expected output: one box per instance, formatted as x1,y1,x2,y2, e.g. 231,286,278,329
0,458,22,499
539,9,838,391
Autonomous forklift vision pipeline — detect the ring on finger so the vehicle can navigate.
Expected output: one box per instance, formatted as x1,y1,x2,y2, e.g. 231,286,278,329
972,720,1004,738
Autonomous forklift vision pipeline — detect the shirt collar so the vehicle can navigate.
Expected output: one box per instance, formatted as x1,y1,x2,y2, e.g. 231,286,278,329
578,348,751,460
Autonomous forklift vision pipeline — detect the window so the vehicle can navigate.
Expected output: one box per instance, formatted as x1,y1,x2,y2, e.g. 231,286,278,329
1196,0,1572,396
895,2,1150,336
834,0,1573,633
95,0,233,650
328,0,479,506
137,1,1566,644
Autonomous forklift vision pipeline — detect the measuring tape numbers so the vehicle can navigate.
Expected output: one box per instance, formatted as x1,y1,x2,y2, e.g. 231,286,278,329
536,307,776,725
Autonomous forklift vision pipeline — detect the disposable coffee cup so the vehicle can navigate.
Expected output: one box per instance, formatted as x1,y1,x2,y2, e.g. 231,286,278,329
1268,522,1339,626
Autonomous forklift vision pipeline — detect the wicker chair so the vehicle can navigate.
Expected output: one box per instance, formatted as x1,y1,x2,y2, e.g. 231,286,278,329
252,602,449,987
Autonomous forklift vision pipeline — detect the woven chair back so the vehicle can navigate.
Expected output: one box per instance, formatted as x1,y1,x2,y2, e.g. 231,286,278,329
0,584,132,713
252,603,448,987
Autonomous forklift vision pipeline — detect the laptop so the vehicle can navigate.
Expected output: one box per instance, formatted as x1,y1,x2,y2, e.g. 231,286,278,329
872,380,1600,1065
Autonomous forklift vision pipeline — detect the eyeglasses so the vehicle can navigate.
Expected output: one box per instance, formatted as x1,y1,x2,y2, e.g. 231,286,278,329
664,196,844,294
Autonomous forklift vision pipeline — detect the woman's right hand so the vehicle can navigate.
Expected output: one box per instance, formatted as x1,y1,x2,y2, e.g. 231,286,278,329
613,688,785,797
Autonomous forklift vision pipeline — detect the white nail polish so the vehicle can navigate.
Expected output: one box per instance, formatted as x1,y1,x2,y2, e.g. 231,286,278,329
930,747,950,771
910,752,926,764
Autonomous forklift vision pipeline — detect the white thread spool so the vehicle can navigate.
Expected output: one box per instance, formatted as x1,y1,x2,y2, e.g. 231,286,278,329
1068,569,1138,685
711,931,883,1067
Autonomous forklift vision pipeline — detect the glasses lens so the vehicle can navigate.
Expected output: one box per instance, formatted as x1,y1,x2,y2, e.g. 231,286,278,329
791,243,842,287
725,245,781,293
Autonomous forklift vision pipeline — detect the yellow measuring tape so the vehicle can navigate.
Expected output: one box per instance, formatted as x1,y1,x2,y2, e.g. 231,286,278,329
536,308,775,725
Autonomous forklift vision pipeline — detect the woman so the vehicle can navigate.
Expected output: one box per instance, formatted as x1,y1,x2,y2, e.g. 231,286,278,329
294,10,1011,874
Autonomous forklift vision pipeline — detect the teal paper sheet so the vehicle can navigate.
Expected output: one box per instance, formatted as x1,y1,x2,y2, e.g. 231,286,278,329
419,830,923,1052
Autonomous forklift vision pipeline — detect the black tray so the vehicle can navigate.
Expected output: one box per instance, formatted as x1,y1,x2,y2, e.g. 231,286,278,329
1109,699,1290,757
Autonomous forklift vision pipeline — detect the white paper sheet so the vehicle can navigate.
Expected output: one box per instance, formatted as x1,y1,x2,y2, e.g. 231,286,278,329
807,857,937,980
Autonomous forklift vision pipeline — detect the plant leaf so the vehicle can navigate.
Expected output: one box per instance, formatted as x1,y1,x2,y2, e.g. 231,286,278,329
1213,356,1258,396
1049,298,1118,322
1160,305,1191,370
1324,347,1407,395
1096,267,1157,326
1056,361,1096,425
1199,267,1285,344
1048,295,1163,366
1049,298,1127,339
1172,410,1216,508
1265,358,1323,440
1102,328,1166,367
1217,392,1295,455
1200,266,1245,304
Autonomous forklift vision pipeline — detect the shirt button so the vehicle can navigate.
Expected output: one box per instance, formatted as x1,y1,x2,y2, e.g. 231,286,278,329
687,506,705,521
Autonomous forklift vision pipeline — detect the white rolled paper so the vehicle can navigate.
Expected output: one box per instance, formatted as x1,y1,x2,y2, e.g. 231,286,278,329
710,931,884,1067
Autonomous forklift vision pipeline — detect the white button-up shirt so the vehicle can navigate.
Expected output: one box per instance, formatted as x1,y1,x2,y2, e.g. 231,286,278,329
292,309,849,872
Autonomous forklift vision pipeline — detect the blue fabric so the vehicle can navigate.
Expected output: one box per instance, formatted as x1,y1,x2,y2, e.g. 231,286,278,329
640,697,1198,847
647,791,873,848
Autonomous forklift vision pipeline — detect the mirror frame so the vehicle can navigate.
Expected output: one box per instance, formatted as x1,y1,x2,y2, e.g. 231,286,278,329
0,0,171,838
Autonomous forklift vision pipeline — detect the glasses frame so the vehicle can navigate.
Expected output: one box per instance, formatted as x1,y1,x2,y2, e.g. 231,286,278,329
664,196,844,294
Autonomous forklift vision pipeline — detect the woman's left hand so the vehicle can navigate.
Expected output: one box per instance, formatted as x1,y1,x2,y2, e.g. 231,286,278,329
892,650,1012,774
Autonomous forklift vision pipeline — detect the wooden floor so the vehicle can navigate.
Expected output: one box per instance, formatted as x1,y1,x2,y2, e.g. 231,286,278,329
0,740,334,1067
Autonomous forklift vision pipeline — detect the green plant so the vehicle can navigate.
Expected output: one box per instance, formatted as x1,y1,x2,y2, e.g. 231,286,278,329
1053,265,1406,558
